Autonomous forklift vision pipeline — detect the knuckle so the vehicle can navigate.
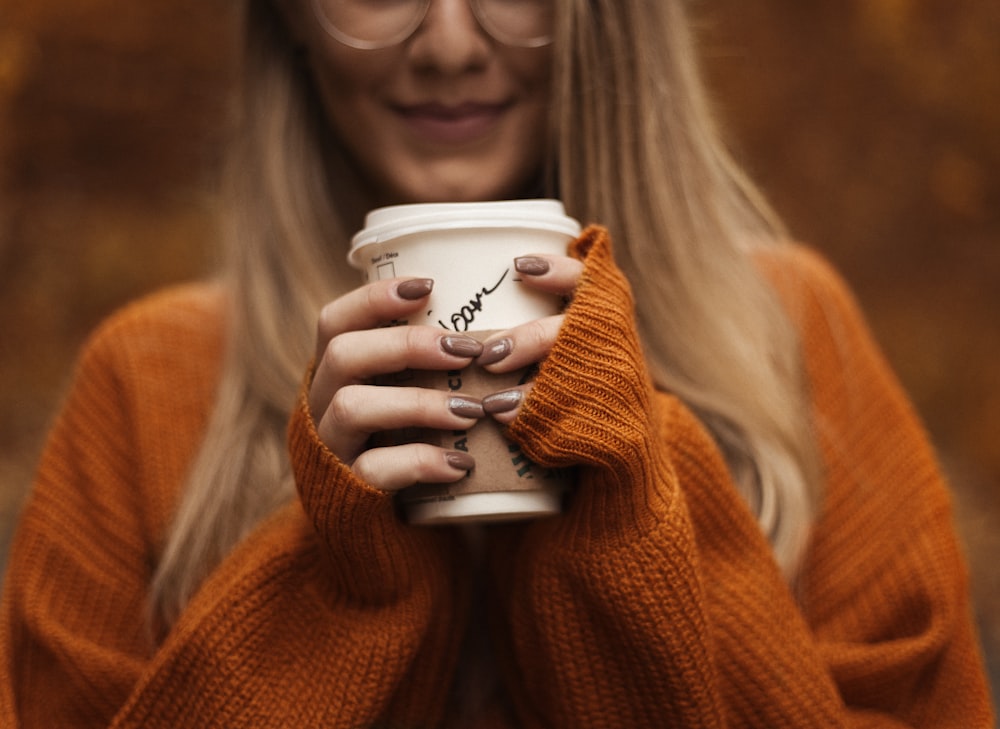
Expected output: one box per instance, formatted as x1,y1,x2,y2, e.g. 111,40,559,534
328,386,357,426
364,281,385,312
524,318,551,348
316,301,339,341
413,446,444,480
322,335,348,370
403,324,428,353
351,451,379,486
565,257,585,279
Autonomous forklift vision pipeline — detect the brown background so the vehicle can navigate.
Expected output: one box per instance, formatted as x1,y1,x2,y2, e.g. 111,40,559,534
1,0,997,702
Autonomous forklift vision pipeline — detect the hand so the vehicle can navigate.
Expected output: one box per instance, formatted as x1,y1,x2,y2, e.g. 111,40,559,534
477,254,584,424
309,277,488,491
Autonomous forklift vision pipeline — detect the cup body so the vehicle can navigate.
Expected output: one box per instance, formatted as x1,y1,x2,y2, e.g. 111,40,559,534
348,200,581,524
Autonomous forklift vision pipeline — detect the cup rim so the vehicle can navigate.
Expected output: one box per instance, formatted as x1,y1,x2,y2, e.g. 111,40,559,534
348,199,581,268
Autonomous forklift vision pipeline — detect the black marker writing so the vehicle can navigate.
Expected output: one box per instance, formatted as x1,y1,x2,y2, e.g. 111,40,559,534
437,269,509,332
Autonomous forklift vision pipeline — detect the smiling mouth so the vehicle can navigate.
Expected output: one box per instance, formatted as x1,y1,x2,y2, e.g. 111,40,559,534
395,102,510,145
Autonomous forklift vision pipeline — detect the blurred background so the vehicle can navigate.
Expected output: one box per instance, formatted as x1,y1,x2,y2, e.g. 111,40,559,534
1,0,997,703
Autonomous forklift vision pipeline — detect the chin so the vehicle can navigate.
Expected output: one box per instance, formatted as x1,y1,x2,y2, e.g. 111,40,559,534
367,147,539,203
387,170,539,205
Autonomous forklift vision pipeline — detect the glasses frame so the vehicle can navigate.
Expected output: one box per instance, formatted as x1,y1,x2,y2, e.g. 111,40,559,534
310,0,554,50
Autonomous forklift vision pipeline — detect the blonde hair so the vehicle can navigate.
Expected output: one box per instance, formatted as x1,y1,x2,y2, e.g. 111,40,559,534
150,0,820,628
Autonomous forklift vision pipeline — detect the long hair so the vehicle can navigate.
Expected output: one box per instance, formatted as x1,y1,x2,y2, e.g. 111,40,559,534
150,0,820,629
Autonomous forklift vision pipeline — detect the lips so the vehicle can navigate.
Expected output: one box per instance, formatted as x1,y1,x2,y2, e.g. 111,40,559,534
394,101,510,145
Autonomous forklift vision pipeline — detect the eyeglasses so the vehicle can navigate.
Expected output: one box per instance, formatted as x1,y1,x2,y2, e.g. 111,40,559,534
310,0,554,50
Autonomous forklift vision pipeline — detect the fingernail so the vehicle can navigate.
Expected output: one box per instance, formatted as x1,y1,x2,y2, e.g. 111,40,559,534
515,256,550,276
445,451,476,472
441,335,484,358
397,278,433,300
477,337,512,366
482,389,522,415
448,396,484,419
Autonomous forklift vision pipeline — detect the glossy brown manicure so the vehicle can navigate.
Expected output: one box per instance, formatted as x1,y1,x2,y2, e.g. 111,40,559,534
397,278,434,300
514,256,550,276
448,396,484,419
445,451,476,472
482,389,523,415
477,338,512,366
440,335,484,358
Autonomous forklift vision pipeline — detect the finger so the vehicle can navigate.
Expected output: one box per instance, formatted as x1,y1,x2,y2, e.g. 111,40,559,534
514,254,584,296
317,385,484,462
352,444,475,492
315,277,434,360
482,384,533,426
310,327,483,416
475,315,563,374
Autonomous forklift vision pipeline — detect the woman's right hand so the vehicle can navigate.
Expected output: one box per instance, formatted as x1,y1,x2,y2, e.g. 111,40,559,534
308,277,487,492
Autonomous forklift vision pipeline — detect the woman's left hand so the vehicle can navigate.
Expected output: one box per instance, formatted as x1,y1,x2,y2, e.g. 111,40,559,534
476,254,584,424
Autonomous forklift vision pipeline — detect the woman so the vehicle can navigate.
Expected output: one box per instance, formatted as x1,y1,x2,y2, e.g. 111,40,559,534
0,0,993,725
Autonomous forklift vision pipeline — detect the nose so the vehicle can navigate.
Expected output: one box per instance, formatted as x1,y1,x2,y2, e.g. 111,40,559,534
408,0,491,74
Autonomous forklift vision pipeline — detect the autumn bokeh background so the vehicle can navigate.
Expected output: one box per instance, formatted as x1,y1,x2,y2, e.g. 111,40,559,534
1,0,998,699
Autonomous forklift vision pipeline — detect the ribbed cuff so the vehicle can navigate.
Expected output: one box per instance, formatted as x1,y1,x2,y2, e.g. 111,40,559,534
507,226,680,548
287,380,455,604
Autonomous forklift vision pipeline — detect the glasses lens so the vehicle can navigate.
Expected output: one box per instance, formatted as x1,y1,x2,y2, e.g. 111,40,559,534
474,0,554,47
314,0,428,49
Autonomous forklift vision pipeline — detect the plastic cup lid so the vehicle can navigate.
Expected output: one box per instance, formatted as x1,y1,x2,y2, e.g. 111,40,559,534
348,199,581,268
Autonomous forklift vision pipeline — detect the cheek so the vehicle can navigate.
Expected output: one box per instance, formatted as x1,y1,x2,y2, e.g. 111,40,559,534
512,52,553,131
514,46,552,89
308,47,390,145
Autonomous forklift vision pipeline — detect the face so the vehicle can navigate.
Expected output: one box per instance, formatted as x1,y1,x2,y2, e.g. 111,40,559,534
291,0,553,205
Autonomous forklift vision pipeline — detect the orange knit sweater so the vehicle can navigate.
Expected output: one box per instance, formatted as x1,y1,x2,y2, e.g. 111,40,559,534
0,227,993,727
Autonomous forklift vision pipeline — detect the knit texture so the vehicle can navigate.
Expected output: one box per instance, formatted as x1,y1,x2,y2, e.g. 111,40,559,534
0,228,993,727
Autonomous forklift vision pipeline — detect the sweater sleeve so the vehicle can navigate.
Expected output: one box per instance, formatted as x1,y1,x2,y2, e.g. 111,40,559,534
0,301,466,727
490,226,994,728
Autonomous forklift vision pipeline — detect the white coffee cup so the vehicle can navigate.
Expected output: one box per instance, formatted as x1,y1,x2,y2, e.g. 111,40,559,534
348,200,582,524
